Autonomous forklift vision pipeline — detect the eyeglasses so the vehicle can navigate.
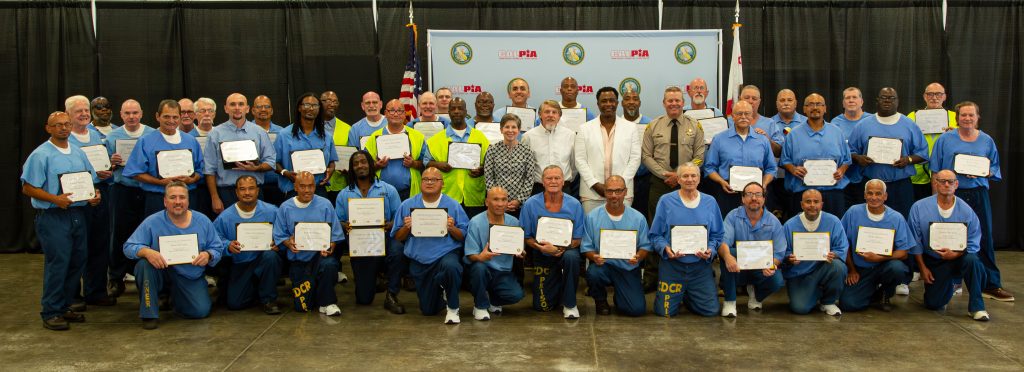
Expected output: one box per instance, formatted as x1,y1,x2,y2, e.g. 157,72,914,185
385,109,405,114
301,103,320,109
48,122,72,128
197,108,215,114
935,179,957,185
743,192,765,198
805,102,825,107
253,105,272,110
925,92,946,98
422,177,442,184
180,110,195,115
606,188,627,195
92,105,109,110
733,112,753,117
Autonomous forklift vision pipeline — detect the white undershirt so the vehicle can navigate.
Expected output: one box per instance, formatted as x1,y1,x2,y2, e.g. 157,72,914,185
423,198,441,208
368,118,385,128
453,128,467,137
94,125,113,136
877,113,900,125
197,128,209,136
938,202,955,219
680,193,701,209
867,205,885,222
49,141,72,155
607,210,623,222
71,131,90,144
161,129,181,144
236,204,256,219
125,126,145,138
799,212,821,232
739,133,748,141
293,198,311,209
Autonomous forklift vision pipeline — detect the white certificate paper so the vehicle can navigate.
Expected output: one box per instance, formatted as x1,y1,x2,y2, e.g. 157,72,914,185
156,149,194,178
599,229,637,260
929,222,968,251
535,216,572,247
559,108,587,132
159,234,200,266
803,159,838,186
448,142,482,169
349,228,386,257
698,117,728,144
792,232,830,261
335,145,358,171
729,166,762,192
290,149,327,174
475,122,502,144
505,106,537,131
489,225,524,255
295,222,332,251
236,222,273,251
736,240,774,270
914,109,949,134
414,121,445,140
220,140,259,163
114,139,138,164
348,197,386,227
866,137,902,165
59,172,95,202
855,226,895,256
684,109,716,121
81,145,111,171
411,208,448,237
375,133,411,160
196,136,210,153
671,225,707,255
953,154,991,177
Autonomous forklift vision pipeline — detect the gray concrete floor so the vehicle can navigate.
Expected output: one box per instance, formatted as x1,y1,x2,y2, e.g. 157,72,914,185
1,252,1022,371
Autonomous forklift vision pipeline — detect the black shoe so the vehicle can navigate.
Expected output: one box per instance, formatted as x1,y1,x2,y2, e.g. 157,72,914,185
384,292,406,315
62,311,85,323
142,318,158,330
879,296,894,312
158,296,170,311
595,300,612,316
402,277,416,292
69,302,86,313
375,278,387,293
86,296,117,306
43,316,69,331
108,280,126,298
263,302,282,315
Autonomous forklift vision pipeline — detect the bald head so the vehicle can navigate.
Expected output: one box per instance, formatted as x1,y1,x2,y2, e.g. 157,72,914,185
687,77,709,107
418,92,438,118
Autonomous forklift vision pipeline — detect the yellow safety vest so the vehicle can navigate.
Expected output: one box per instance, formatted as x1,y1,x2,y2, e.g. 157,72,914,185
907,110,958,184
326,118,353,192
364,126,426,197
426,129,490,206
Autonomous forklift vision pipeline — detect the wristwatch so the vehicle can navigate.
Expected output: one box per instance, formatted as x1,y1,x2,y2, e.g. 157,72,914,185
279,169,287,176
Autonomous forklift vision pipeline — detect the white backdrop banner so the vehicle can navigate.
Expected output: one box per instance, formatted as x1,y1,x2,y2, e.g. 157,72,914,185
428,30,722,119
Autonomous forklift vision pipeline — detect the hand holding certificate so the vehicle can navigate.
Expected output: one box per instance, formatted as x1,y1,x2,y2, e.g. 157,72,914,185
599,229,637,260
506,106,537,131
375,133,411,160
448,142,482,169
489,225,524,255
866,137,902,165
670,225,707,255
295,222,332,251
114,139,138,164
802,159,838,186
535,217,572,247
929,222,967,251
953,154,991,177
59,172,95,202
736,241,774,270
80,145,111,171
684,109,716,121
349,228,386,257
914,109,949,134
411,208,448,237
855,226,895,256
559,108,587,132
156,149,194,178
236,223,273,251
792,232,830,261
159,234,200,265
729,166,762,192
290,149,327,174
220,140,259,163
335,146,358,171
698,117,728,144
348,198,386,227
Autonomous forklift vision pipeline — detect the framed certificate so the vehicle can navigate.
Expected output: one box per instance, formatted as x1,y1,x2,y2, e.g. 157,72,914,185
736,240,774,270
684,109,716,121
294,222,332,251
348,197,386,227
448,142,482,169
411,208,448,237
802,159,838,186
475,122,502,144
59,171,95,202
114,139,138,164
671,225,707,255
236,222,273,251
349,227,386,257
599,229,637,260
80,145,111,171
855,226,895,256
914,109,948,134
559,108,587,133
505,106,537,131
729,166,762,192
159,233,200,266
156,149,194,178
953,153,991,177
375,133,411,160
220,140,259,163
866,136,902,165
792,232,830,261
929,222,968,251
335,145,359,171
698,117,728,144
290,149,327,174
535,216,572,247
489,224,524,255
413,121,445,140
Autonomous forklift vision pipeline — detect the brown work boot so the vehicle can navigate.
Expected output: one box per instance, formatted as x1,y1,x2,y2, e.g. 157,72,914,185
982,288,1015,302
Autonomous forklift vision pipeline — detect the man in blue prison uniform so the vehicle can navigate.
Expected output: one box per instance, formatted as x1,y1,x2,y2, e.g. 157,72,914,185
273,172,345,316
464,187,526,321
204,93,276,215
782,189,849,316
520,165,587,319
346,91,389,149
705,100,777,216
123,181,225,330
717,182,786,317
582,175,651,317
22,112,101,330
909,170,990,321
781,93,853,218
732,85,786,217
683,77,723,116
649,162,724,317
831,87,874,205
122,100,205,216
839,179,917,312
335,150,407,314
392,167,470,324
213,175,282,315
250,95,287,206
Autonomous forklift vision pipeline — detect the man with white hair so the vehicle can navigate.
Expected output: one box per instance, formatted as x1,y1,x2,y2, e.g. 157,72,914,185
178,98,198,136
194,97,217,136
408,91,451,127
683,77,722,116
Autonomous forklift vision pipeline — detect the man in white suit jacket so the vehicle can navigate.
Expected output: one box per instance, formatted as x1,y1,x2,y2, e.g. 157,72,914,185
574,87,642,213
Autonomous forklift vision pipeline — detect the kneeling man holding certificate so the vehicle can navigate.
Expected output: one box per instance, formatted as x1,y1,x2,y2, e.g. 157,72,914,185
909,170,990,321
582,176,651,317
782,190,849,316
123,181,225,330
273,172,345,316
464,187,526,321
838,179,917,312
717,182,786,317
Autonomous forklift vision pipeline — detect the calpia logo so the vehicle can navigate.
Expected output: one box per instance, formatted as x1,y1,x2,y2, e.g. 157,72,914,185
452,85,483,94
674,42,696,65
451,42,473,65
610,49,650,59
498,49,538,59
619,78,641,95
563,42,585,65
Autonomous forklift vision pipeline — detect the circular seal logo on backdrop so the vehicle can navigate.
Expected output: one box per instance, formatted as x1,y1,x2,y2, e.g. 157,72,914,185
451,42,473,65
619,78,641,95
674,41,696,64
563,42,585,65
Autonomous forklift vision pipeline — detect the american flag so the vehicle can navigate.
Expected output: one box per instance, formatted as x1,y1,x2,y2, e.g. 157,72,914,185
400,23,422,121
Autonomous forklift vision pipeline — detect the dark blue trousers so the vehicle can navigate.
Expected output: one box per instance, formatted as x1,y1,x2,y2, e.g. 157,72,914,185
468,262,524,310
350,238,406,304
110,184,146,282
134,260,211,319
922,253,987,313
532,250,580,311
586,263,646,316
288,255,339,312
227,251,282,310
956,187,1001,289
654,259,719,317
75,182,111,302
409,251,463,315
36,207,88,320
839,260,909,312
786,260,847,314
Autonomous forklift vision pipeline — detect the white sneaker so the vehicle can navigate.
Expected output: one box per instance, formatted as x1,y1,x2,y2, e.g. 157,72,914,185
205,275,217,287
473,307,490,321
954,283,963,296
820,304,842,316
912,272,921,282
488,305,503,314
971,310,990,321
337,272,349,284
721,301,737,317
445,307,461,324
746,285,763,310
125,274,136,283
563,306,580,319
319,304,341,316
896,284,910,296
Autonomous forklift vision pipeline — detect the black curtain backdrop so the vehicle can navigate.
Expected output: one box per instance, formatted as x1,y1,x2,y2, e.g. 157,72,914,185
2,0,1022,251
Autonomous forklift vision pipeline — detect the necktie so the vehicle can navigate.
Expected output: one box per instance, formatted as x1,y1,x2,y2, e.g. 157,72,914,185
670,119,679,170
